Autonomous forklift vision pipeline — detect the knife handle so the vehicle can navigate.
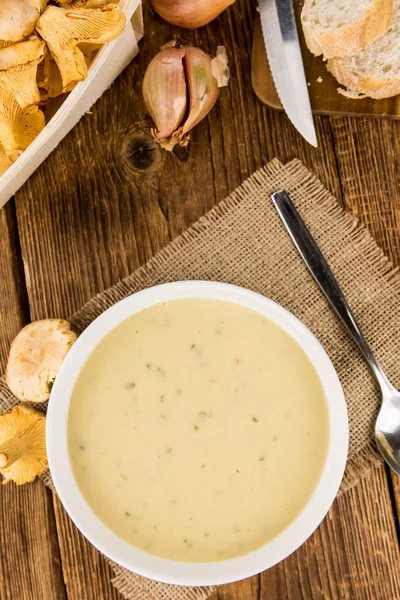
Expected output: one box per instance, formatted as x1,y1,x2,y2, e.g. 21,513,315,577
275,0,297,41
270,189,389,389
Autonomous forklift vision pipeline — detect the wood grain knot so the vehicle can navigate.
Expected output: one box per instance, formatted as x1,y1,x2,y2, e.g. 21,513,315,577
123,131,164,175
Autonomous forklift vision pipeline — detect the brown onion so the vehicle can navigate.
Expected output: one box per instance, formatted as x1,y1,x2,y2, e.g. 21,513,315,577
151,0,235,29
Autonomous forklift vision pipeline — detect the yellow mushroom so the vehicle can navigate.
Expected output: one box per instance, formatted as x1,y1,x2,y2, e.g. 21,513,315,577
6,319,77,403
81,0,115,6
0,1,48,43
37,53,66,100
79,42,102,63
36,51,49,102
0,405,47,485
46,59,65,99
0,143,13,176
36,4,126,93
0,88,45,162
0,38,46,108
57,0,115,6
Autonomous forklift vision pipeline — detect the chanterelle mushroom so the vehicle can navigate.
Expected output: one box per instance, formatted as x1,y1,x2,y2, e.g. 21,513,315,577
36,4,126,92
36,53,65,100
0,38,46,108
0,1,48,43
0,405,47,485
0,88,45,161
57,0,115,6
0,143,12,176
6,319,77,403
36,51,49,101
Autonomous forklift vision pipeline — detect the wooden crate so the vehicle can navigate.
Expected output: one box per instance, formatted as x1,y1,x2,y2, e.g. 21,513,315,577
0,0,143,208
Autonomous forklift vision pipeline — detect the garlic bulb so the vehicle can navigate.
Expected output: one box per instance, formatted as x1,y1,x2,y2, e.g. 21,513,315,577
151,0,235,29
143,44,228,151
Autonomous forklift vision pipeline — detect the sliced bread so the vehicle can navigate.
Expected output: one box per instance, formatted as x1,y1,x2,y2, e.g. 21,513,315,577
328,0,400,99
301,0,393,58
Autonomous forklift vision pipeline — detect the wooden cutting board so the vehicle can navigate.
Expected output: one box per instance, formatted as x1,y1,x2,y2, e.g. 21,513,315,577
251,2,400,118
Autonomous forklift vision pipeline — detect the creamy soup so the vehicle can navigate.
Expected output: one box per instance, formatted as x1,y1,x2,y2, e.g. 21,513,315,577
68,298,329,562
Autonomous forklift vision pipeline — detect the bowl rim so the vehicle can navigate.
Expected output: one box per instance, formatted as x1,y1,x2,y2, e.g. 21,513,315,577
47,280,349,586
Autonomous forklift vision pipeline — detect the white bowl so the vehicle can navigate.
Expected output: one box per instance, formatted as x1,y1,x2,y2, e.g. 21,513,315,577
47,281,348,586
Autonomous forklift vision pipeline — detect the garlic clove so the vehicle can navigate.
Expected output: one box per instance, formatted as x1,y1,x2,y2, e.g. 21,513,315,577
151,0,235,29
142,47,187,141
180,46,219,136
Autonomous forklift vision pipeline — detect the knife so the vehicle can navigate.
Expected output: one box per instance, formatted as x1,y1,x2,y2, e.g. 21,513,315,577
258,0,317,147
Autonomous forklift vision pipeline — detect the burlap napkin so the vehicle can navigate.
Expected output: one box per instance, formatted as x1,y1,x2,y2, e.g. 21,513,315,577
2,158,398,600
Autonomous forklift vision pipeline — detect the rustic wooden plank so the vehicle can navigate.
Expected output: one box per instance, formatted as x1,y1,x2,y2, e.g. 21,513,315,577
52,495,122,600
0,202,27,369
331,115,400,568
260,466,400,599
214,576,260,600
329,117,400,258
0,482,67,600
10,1,400,599
14,2,343,317
390,472,400,527
0,202,66,600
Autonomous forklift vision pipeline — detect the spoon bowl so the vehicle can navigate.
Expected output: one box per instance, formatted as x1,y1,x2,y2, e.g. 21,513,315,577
375,389,400,475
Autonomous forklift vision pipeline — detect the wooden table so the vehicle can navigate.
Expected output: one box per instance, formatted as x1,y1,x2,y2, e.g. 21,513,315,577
1,2,400,598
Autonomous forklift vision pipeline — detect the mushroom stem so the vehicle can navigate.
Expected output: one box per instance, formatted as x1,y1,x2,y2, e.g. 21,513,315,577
0,437,26,468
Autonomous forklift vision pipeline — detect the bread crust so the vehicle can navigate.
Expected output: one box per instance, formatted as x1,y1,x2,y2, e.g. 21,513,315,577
301,0,393,58
327,57,400,99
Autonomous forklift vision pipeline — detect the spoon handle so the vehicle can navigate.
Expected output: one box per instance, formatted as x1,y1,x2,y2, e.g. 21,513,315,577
271,190,392,394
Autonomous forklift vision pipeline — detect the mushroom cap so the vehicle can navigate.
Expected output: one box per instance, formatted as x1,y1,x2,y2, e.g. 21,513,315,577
0,405,47,485
0,38,46,108
0,1,48,43
6,319,77,403
0,88,45,161
0,38,45,71
36,4,126,92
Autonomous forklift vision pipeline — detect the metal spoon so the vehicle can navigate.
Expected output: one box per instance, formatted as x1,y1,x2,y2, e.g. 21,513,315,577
271,190,400,476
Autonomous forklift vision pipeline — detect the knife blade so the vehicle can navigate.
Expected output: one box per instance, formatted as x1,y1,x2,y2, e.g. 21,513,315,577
258,0,317,147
